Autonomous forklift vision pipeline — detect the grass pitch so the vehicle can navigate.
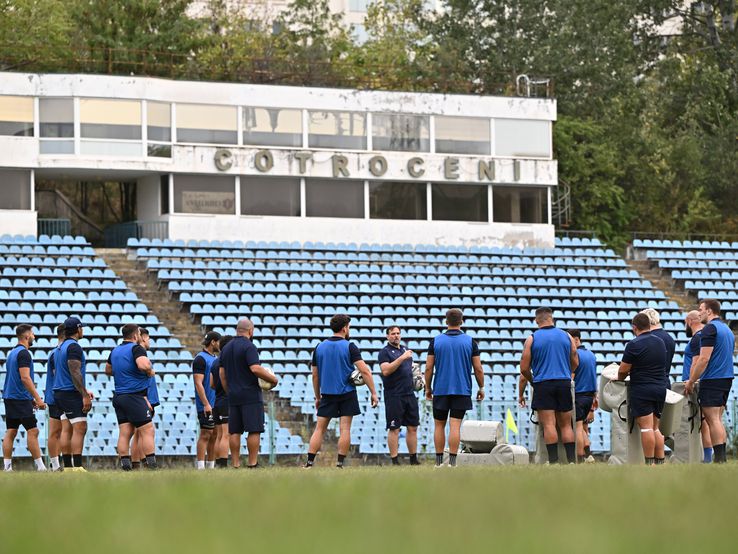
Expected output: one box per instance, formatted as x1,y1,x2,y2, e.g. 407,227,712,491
0,463,736,553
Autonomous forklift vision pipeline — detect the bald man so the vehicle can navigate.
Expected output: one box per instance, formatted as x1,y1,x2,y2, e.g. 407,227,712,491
683,310,711,462
219,318,277,468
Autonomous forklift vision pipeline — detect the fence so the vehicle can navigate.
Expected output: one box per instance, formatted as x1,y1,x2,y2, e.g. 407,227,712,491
104,220,169,248
37,218,72,237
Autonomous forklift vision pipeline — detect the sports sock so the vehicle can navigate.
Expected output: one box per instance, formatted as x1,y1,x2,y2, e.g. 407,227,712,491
305,452,316,467
131,461,141,470
391,456,399,466
336,454,346,468
196,460,205,470
205,460,215,469
145,453,157,469
62,454,72,468
545,443,559,464
448,454,457,467
120,456,132,471
216,457,228,468
563,442,576,464
247,463,259,469
3,459,12,471
703,447,713,463
584,445,591,457
50,456,60,471
655,458,665,465
34,457,46,471
577,455,585,463
645,457,655,465
409,453,419,465
72,454,83,468
713,443,727,463
435,453,444,466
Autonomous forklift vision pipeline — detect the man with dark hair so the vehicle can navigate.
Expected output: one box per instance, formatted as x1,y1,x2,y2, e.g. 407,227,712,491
305,314,378,468
519,307,578,464
45,323,71,471
378,325,419,466
682,310,711,462
105,324,156,470
220,319,277,468
192,331,221,469
130,328,157,469
685,299,734,463
617,313,668,465
2,324,46,471
425,309,485,467
568,329,598,463
211,334,233,468
53,317,92,471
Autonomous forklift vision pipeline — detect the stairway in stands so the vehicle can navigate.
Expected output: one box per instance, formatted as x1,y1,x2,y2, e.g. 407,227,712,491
627,259,696,313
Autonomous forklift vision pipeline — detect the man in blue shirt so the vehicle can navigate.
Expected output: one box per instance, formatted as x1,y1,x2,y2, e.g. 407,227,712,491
2,324,46,472
45,323,72,472
685,298,734,463
682,310,711,462
105,324,156,470
305,314,378,468
220,319,277,469
425,309,485,468
378,325,420,466
129,327,158,469
210,334,233,468
569,329,598,463
519,307,578,464
617,313,668,465
53,316,93,471
192,331,221,470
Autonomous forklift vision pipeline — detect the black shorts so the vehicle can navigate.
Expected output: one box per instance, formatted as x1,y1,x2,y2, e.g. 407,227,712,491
197,410,215,430
385,395,420,430
317,390,361,419
53,390,87,422
629,384,666,418
531,379,573,412
4,399,37,430
112,392,152,428
228,403,265,435
698,378,733,408
48,403,67,421
574,393,595,422
433,395,472,421
213,400,229,425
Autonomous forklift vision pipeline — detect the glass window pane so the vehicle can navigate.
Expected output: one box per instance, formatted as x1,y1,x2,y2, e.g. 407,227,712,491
0,96,34,137
493,186,548,223
80,99,141,140
147,144,172,158
173,175,236,214
39,140,74,154
369,181,427,220
431,183,488,222
80,140,142,156
308,111,366,150
305,179,364,218
435,116,490,155
147,101,171,141
240,177,300,216
495,119,551,157
160,175,170,214
0,169,31,209
177,104,237,144
39,98,73,138
372,113,429,152
243,108,302,147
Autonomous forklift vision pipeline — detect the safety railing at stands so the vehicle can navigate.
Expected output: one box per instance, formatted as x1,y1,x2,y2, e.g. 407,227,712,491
632,231,738,243
37,218,72,237
555,229,598,239
104,220,169,248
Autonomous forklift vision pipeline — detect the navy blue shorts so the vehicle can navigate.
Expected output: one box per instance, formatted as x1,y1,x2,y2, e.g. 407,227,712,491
433,394,472,421
228,403,265,435
698,378,733,408
112,392,152,427
213,399,229,425
574,393,595,422
629,384,666,418
4,399,37,430
54,390,87,422
532,379,573,412
317,390,360,419
197,410,215,430
48,403,66,421
385,395,420,430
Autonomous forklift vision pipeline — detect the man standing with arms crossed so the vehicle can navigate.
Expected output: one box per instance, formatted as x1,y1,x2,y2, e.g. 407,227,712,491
685,299,734,463
425,309,485,468
45,323,71,471
682,310,711,462
192,331,220,469
379,326,420,466
519,307,578,465
568,329,597,463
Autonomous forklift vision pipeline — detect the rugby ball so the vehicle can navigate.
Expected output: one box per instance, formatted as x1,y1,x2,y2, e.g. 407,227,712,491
412,363,425,392
258,366,276,391
349,368,366,386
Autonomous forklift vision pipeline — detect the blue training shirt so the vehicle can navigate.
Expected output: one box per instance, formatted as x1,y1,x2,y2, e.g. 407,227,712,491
531,326,572,383
682,330,702,381
53,338,86,392
700,319,735,380
147,375,160,406
574,346,597,393
44,348,59,405
428,330,479,396
3,345,34,401
192,351,218,410
312,337,362,395
109,341,149,394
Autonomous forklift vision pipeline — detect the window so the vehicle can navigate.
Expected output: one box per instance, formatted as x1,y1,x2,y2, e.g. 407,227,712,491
0,169,31,210
493,186,548,223
241,177,300,217
172,175,236,214
243,108,302,147
80,99,142,156
39,98,74,154
148,101,172,158
369,181,427,220
372,113,429,152
177,104,237,144
160,175,170,215
0,96,33,137
308,111,366,150
305,179,364,218
431,183,488,222
435,116,490,155
495,119,551,158
349,0,371,10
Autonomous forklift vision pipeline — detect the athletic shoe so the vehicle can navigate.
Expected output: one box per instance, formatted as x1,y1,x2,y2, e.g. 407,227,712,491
584,455,596,464
68,467,87,473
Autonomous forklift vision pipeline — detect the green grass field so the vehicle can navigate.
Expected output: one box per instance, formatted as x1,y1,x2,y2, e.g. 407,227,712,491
1,464,736,553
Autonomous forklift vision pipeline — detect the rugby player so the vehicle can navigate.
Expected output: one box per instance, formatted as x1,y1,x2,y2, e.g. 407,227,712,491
685,299,734,463
425,309,485,468
211,335,233,468
130,327,158,469
45,323,72,471
305,314,377,468
617,313,667,465
2,324,46,471
193,331,221,469
379,326,420,465
682,310,711,462
568,329,597,463
220,319,277,469
519,307,578,464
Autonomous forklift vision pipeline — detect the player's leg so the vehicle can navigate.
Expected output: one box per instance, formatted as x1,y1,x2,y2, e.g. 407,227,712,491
636,414,656,463
653,415,665,462
70,420,87,468
136,421,157,469
305,416,331,468
576,420,586,459
702,406,726,462
206,427,217,468
700,420,713,462
385,396,400,463
554,410,575,463
47,417,62,470
246,433,260,467
25,417,45,471
228,433,241,468
131,430,142,468
387,428,400,462
406,426,418,464
117,422,135,470
60,417,72,469
432,414,447,467
405,396,420,465
447,413,464,467
336,415,352,467
537,409,560,463
2,422,18,471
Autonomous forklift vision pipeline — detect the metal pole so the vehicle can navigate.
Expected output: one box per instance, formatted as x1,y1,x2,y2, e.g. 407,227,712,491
268,398,276,466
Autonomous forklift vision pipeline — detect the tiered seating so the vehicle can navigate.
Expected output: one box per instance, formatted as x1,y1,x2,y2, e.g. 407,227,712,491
0,234,306,458
130,236,689,454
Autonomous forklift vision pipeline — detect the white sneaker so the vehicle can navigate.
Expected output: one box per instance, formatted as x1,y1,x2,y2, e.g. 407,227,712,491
36,467,48,472
585,455,595,464
3,468,12,472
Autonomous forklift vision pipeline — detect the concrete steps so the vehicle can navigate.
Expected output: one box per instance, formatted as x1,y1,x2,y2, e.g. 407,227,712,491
627,259,696,313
